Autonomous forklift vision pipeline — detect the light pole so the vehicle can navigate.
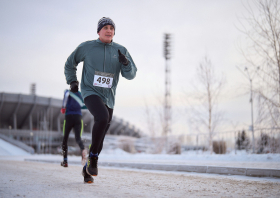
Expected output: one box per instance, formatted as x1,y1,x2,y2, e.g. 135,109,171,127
237,66,259,153
248,75,255,153
163,33,172,153
30,132,33,147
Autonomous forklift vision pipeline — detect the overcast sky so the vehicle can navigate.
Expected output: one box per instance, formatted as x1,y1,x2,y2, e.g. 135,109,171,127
0,0,259,135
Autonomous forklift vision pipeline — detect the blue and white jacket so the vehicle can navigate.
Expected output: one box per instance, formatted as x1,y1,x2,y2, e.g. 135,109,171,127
62,90,86,115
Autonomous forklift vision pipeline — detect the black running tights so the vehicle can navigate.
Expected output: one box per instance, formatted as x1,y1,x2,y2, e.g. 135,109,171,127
84,95,113,155
62,114,85,159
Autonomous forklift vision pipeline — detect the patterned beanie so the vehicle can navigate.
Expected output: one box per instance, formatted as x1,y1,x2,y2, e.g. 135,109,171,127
97,17,115,34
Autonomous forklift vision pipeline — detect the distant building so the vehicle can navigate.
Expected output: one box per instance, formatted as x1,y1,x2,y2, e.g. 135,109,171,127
0,92,143,153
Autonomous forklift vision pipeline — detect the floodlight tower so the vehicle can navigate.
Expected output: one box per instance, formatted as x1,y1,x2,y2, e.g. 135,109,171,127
163,33,172,144
30,83,36,95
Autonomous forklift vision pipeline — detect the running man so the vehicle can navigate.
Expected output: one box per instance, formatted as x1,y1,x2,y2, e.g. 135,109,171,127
64,17,137,183
60,86,88,168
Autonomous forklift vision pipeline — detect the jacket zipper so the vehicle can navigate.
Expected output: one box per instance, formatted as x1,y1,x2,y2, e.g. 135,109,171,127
103,45,106,72
103,45,106,95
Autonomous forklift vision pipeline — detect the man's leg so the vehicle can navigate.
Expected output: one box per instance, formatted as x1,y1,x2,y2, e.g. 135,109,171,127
83,95,111,176
72,114,87,165
73,114,85,150
61,115,73,167
84,95,111,155
97,106,113,155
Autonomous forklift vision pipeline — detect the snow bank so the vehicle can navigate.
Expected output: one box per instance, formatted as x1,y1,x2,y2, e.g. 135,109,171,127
0,139,30,156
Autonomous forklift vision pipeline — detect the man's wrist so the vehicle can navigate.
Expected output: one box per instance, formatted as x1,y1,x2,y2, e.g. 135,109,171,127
70,81,79,92
70,81,78,85
123,59,129,66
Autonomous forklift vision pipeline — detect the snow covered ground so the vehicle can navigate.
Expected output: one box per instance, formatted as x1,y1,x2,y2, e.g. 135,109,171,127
1,138,280,197
0,138,280,169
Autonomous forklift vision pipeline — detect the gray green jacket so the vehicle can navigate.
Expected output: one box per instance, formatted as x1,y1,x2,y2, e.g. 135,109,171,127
64,39,137,109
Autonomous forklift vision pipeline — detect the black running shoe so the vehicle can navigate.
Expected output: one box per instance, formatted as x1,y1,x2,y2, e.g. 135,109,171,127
82,167,93,183
86,156,98,176
61,161,68,167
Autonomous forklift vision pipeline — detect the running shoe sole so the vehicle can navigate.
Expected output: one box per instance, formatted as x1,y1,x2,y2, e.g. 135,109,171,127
61,162,68,167
82,169,94,184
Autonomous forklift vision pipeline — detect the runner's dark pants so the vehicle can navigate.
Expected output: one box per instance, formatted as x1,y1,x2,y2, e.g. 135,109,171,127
84,95,113,155
62,114,85,159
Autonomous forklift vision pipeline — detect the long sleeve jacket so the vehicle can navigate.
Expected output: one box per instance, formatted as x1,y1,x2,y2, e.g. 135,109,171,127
62,90,86,115
64,38,137,109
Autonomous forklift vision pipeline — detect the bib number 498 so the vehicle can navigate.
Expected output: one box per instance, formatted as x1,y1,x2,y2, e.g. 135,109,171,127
97,77,111,84
93,71,114,88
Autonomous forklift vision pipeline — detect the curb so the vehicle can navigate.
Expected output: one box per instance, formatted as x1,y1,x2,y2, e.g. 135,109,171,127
24,159,280,178
100,162,280,178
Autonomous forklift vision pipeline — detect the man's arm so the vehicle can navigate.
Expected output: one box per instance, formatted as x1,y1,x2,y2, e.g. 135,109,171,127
119,49,137,80
61,90,70,114
64,43,86,84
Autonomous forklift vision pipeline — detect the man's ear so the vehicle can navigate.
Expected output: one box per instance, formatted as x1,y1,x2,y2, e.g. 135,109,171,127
98,32,100,36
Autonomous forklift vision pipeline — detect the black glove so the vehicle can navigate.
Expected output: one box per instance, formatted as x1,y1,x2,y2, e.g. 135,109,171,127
70,81,78,93
118,49,129,66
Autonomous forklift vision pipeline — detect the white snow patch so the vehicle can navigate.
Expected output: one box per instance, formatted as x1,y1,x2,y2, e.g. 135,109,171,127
0,139,30,156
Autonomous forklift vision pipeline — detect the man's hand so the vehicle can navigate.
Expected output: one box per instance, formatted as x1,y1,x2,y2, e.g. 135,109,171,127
70,81,78,93
118,49,129,66
60,108,66,114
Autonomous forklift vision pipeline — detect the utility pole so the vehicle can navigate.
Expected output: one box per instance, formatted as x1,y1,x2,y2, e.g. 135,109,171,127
237,66,259,153
163,33,172,152
249,77,255,153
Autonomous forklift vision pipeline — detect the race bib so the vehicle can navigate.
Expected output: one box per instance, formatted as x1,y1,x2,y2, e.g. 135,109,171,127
93,71,114,88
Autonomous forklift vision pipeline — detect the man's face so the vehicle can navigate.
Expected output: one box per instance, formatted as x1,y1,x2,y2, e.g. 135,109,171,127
98,25,115,43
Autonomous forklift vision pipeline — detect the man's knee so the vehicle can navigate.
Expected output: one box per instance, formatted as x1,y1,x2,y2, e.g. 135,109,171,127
96,116,109,127
75,138,84,149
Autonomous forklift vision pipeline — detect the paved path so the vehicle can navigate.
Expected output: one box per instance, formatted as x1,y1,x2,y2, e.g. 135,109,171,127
1,160,280,198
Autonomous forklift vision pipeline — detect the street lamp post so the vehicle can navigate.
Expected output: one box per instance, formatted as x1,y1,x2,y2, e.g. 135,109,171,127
249,78,255,153
237,66,259,153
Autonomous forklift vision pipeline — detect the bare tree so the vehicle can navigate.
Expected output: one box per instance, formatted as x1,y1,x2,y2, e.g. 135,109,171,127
144,95,182,154
144,101,156,138
238,0,280,127
187,56,225,153
144,96,170,153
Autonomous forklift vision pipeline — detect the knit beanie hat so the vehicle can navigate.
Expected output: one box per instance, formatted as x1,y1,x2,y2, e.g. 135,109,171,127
97,17,115,34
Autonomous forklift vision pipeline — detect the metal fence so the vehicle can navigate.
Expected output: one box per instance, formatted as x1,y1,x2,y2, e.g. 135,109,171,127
0,129,62,154
179,128,280,154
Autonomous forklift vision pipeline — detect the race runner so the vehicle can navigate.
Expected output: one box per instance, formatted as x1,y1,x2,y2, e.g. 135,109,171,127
64,17,137,183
